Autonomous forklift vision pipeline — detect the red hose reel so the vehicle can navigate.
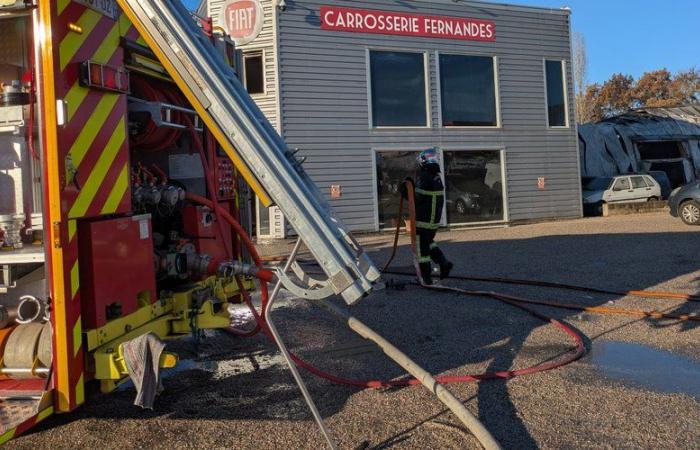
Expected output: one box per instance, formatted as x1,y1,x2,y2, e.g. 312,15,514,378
129,76,187,152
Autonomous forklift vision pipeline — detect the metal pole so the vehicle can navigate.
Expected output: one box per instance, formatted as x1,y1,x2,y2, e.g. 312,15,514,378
320,301,502,450
264,238,338,450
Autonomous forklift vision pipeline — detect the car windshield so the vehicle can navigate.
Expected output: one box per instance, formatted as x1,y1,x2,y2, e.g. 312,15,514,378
582,177,612,191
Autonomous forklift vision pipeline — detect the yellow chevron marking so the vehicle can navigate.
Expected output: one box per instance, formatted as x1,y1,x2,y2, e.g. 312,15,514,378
68,93,120,169
101,163,129,215
69,118,126,219
75,374,85,405
68,220,77,242
119,13,133,37
92,21,121,65
65,83,89,123
36,407,54,423
59,9,102,72
0,428,15,445
73,319,82,357
64,17,123,122
57,0,70,15
70,260,80,299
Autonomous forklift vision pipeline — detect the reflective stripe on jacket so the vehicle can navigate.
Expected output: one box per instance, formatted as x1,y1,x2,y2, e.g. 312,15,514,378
414,169,444,230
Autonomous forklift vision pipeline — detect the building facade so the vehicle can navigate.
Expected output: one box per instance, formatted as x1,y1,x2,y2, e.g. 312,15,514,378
202,0,582,237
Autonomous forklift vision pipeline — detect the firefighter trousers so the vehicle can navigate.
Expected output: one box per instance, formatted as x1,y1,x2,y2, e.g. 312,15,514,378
416,227,448,283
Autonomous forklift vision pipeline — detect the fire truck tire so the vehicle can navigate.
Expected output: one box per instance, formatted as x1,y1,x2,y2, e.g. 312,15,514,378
37,322,52,367
4,323,43,370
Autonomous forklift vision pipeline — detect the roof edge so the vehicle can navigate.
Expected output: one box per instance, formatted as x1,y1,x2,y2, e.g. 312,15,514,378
408,0,572,16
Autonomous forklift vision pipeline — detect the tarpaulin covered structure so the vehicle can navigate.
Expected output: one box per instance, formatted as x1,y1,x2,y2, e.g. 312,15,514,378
579,105,700,188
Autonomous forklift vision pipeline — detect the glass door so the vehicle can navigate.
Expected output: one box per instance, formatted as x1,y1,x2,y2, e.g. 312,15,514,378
443,150,506,225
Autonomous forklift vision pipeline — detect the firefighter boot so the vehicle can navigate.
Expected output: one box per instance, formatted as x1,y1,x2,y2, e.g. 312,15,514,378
419,262,433,285
440,261,454,280
430,247,453,280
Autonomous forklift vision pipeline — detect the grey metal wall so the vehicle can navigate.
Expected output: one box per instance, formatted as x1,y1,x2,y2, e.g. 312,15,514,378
207,0,280,130
275,0,581,232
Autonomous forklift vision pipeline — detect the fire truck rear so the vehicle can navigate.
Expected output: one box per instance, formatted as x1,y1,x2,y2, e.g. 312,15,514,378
0,0,380,443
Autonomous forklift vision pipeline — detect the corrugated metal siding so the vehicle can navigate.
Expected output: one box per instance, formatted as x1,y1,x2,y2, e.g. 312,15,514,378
207,0,280,130
274,0,581,231
283,0,580,231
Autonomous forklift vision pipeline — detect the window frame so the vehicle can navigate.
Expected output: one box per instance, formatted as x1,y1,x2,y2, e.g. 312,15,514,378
612,177,631,192
371,146,509,231
543,59,570,129
371,147,443,231
631,176,648,189
440,146,509,226
366,48,431,130
242,49,266,96
436,51,501,129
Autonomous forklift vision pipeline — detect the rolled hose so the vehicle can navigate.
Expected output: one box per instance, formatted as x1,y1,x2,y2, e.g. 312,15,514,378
16,296,46,324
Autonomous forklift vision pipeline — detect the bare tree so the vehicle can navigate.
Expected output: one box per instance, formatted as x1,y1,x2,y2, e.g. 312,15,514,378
572,32,588,122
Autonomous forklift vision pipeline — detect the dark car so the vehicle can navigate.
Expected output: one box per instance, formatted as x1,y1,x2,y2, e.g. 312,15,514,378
668,181,700,225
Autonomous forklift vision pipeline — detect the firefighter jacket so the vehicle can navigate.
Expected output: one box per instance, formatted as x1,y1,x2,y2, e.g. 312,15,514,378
413,167,444,230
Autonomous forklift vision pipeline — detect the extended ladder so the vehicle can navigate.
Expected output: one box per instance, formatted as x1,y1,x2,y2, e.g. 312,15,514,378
117,0,380,304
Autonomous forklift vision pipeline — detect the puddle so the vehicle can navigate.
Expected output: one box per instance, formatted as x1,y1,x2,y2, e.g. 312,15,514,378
590,341,700,401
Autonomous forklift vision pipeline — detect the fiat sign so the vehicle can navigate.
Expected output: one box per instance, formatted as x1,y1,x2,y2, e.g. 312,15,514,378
219,0,264,45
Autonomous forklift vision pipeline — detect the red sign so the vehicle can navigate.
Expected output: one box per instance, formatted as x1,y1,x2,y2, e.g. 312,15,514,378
219,0,264,45
320,6,496,42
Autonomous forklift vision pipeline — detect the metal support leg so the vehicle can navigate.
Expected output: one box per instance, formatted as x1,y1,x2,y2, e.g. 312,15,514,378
264,238,338,450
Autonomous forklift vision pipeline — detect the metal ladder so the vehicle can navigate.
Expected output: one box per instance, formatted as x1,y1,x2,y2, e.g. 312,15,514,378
117,0,380,305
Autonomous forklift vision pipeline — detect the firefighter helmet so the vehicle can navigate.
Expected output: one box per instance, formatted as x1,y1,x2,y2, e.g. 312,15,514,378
417,148,440,168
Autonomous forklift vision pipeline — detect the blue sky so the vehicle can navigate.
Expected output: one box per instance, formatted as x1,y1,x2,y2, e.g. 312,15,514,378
184,0,699,84
503,0,699,83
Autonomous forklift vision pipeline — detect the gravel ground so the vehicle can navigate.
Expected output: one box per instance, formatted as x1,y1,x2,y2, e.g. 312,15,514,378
9,212,700,450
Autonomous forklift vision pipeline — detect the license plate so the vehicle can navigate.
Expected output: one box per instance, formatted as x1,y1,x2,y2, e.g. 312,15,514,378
73,0,120,20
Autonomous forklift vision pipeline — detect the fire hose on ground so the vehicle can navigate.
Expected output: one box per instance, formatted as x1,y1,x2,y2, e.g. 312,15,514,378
185,118,693,448
185,175,591,449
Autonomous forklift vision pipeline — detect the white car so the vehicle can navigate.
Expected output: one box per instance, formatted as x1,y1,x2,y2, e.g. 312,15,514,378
582,175,662,210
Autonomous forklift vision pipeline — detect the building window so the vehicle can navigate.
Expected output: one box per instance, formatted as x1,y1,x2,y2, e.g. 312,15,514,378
545,60,567,127
375,151,421,229
375,149,506,229
369,51,427,127
243,51,265,95
444,151,505,224
439,54,498,127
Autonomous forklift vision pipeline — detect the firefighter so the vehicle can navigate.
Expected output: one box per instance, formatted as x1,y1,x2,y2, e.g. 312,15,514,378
402,148,454,285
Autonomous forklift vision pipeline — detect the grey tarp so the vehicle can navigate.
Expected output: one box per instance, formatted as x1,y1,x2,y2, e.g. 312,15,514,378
578,106,700,178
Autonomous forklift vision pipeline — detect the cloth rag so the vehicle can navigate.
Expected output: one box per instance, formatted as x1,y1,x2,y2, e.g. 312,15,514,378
122,332,166,409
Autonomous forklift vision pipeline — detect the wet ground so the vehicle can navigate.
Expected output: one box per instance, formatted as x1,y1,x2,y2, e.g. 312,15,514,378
588,341,700,402
8,212,700,449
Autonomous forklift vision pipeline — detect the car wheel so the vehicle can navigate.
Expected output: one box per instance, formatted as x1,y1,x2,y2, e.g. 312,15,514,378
680,200,700,225
647,196,659,202
455,200,467,215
